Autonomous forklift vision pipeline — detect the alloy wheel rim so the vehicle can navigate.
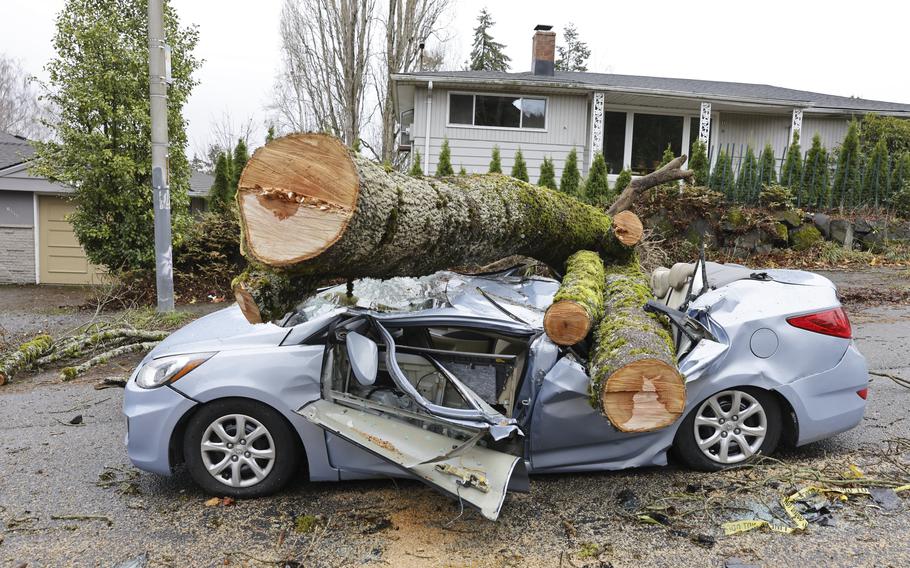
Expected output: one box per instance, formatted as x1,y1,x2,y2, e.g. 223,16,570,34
200,413,276,488
693,390,767,465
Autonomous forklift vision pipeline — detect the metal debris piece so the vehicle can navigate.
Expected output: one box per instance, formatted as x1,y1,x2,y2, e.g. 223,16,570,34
724,559,760,568
869,487,901,511
112,553,149,568
616,488,640,512
69,414,83,425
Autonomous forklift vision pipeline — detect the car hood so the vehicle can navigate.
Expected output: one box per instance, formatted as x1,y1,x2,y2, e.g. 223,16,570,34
148,305,290,360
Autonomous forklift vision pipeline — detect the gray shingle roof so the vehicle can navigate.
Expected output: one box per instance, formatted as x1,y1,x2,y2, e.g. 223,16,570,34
0,131,35,170
395,70,910,114
188,169,214,198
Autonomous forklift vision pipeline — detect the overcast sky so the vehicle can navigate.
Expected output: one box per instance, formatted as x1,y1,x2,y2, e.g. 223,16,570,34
2,0,908,155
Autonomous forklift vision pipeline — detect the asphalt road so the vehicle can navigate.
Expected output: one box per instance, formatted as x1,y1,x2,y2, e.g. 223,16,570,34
1,275,910,567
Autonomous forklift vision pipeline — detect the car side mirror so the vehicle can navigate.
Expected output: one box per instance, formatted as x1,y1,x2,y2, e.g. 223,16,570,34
346,331,378,386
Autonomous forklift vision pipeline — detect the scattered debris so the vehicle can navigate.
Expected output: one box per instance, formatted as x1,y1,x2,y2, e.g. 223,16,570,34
869,487,901,511
870,370,910,390
616,488,640,512
295,514,319,534
724,558,760,568
203,497,235,507
95,377,128,389
68,414,83,425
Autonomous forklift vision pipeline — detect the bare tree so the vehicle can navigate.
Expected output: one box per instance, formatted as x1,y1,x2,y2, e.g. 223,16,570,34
376,0,450,163
0,55,50,140
276,0,374,147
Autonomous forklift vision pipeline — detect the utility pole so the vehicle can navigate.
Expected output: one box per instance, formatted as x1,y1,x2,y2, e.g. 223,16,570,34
148,0,174,312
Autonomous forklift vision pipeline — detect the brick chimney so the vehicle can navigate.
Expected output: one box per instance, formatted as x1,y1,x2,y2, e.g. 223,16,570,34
531,25,555,76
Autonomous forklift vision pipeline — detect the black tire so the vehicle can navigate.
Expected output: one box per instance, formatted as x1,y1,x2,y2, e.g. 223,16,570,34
673,387,782,472
183,398,301,498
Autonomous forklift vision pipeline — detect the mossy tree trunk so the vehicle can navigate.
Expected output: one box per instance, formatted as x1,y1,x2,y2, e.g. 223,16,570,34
588,256,685,433
0,335,53,385
543,250,606,346
233,134,643,323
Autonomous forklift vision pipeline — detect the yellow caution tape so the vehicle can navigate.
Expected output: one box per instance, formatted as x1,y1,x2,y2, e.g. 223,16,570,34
722,485,881,537
894,484,910,493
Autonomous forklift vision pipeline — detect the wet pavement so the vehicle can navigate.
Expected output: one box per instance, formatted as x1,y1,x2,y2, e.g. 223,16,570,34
1,271,909,567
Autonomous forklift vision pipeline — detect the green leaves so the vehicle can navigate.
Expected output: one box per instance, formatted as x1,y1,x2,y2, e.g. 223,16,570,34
32,0,200,271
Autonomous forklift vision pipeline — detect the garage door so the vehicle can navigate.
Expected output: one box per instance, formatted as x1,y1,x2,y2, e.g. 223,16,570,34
38,195,103,285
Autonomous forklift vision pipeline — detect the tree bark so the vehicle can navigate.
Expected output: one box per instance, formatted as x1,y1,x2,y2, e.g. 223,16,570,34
233,133,643,323
543,250,605,346
607,155,694,215
0,334,53,385
588,256,685,433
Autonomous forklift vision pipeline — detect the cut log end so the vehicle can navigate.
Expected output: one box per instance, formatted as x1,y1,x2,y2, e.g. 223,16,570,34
612,210,644,247
543,300,592,346
233,283,264,325
236,134,360,267
601,359,686,433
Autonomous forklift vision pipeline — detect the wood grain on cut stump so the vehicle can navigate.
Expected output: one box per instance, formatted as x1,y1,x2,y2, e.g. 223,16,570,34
601,359,686,432
544,300,591,345
612,210,644,247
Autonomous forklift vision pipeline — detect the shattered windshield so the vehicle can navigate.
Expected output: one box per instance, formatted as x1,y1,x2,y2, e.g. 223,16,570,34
290,269,557,326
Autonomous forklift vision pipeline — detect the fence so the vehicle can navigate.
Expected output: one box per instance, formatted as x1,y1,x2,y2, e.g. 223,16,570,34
704,143,905,212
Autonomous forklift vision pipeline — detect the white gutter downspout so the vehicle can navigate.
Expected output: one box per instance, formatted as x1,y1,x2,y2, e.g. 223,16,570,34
423,80,433,173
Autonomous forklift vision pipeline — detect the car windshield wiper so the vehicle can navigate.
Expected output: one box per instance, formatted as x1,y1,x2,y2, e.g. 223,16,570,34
475,287,529,325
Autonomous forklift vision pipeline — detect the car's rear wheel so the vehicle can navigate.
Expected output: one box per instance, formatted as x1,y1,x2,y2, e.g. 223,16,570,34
674,387,781,471
183,398,300,497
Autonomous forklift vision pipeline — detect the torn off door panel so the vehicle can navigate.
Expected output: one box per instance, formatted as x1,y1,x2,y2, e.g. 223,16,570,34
301,399,526,520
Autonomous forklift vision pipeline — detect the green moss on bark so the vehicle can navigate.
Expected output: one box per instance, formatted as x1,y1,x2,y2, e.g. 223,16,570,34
552,251,605,320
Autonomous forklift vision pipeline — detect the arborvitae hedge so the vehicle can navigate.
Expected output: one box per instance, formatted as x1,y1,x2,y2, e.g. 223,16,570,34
710,149,735,198
689,139,709,186
863,137,890,207
803,134,829,209
489,145,502,173
780,132,803,200
538,156,557,189
584,152,611,206
409,149,424,176
511,149,529,182
833,121,861,208
736,146,760,203
436,138,454,177
758,143,777,187
560,147,581,195
614,168,632,194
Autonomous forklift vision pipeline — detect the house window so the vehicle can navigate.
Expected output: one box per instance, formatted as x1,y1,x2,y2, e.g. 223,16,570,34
630,113,683,175
602,111,627,174
448,93,547,130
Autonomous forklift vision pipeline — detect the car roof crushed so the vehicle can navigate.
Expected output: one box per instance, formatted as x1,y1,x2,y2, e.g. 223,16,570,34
294,268,559,329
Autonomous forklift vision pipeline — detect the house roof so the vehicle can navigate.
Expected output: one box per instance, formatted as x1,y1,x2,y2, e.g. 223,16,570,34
188,169,214,198
0,132,35,170
392,70,910,115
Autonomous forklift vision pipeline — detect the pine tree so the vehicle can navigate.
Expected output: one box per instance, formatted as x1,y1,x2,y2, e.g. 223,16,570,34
232,138,250,193
780,132,803,201
555,23,590,72
538,156,557,189
209,152,232,211
659,144,675,168
862,137,890,207
468,9,510,71
614,168,632,194
511,149,528,182
265,125,276,144
803,134,830,209
559,148,580,195
833,120,861,209
584,152,611,205
489,145,502,173
689,139,709,186
758,143,777,187
436,138,454,177
709,149,735,198
409,150,423,176
736,146,760,203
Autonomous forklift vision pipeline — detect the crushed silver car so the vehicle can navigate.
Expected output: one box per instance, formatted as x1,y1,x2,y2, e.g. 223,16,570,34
123,255,869,520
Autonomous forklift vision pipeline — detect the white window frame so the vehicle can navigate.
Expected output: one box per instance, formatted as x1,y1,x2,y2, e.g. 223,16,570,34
446,91,549,132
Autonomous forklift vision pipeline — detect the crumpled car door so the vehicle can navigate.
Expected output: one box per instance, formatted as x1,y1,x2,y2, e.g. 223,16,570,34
299,316,527,521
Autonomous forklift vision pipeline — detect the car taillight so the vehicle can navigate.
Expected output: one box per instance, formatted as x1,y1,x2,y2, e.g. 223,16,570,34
857,388,868,400
786,307,852,339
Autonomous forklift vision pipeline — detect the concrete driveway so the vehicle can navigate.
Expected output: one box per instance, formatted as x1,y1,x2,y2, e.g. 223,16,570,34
1,273,909,567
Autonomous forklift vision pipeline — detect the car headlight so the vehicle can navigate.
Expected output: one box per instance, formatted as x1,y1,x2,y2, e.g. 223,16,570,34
135,352,215,389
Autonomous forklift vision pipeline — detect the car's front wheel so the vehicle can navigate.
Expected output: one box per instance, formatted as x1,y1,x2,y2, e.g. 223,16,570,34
183,398,301,497
674,387,782,471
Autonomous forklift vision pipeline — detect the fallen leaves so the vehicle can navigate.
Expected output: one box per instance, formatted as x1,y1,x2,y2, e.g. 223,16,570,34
204,496,236,507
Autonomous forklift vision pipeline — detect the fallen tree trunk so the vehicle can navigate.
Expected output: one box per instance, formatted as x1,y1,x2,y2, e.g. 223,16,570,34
233,134,643,323
588,257,685,432
543,250,605,346
0,335,53,385
607,155,694,216
60,341,160,381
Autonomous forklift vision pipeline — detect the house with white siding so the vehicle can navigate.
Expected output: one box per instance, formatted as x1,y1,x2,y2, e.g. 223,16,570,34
391,25,910,184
